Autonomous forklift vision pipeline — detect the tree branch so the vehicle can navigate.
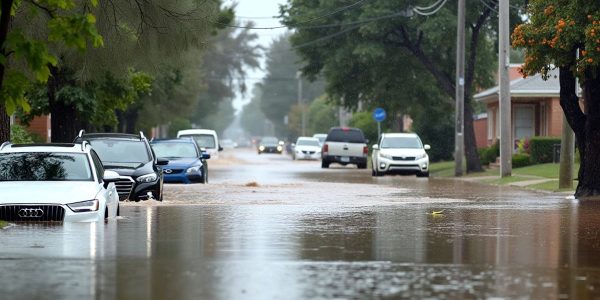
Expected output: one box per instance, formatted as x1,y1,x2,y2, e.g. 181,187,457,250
465,0,495,99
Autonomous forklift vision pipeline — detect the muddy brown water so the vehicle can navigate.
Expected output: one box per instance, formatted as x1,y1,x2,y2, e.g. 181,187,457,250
1,148,599,299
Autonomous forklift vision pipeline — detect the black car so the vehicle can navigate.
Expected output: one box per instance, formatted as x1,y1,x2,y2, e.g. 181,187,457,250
74,131,168,201
258,136,283,154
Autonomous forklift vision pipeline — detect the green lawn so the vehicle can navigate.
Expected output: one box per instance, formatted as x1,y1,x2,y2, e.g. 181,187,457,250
430,160,578,192
0,220,7,228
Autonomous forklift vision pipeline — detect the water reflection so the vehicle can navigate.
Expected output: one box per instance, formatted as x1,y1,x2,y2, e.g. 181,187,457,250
2,196,600,298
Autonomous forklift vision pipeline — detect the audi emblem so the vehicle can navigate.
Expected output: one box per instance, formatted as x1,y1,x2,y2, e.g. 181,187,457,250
164,169,173,174
18,208,44,218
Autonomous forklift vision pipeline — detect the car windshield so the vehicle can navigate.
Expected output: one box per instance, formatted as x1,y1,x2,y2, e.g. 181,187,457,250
326,129,365,143
297,139,320,147
381,137,423,149
180,134,215,149
88,139,151,163
0,152,93,181
151,142,197,158
261,137,278,145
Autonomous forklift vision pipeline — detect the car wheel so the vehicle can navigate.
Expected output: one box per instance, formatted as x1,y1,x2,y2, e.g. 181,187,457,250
116,203,120,217
104,207,108,219
417,172,430,178
321,161,330,168
358,163,367,169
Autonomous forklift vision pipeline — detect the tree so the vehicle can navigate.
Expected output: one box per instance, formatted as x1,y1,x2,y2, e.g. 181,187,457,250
281,0,525,173
512,0,600,198
0,0,102,142
260,33,325,138
240,85,270,137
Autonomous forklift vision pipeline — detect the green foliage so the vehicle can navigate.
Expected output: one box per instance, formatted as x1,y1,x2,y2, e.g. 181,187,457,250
259,34,325,137
9,124,34,144
478,140,500,165
348,112,377,144
512,154,532,168
168,118,192,138
307,96,338,135
240,85,269,137
0,0,102,114
529,137,561,163
410,101,454,162
512,0,600,77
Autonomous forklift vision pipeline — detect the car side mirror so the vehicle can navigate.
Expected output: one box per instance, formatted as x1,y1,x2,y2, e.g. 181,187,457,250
218,145,224,151
103,170,120,188
424,144,431,150
201,152,211,160
372,144,379,150
157,157,169,165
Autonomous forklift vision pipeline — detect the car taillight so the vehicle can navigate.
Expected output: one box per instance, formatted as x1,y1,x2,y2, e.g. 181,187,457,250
363,146,368,155
323,144,328,154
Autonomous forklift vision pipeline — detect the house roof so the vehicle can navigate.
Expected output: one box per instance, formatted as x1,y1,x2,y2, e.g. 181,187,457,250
474,68,560,102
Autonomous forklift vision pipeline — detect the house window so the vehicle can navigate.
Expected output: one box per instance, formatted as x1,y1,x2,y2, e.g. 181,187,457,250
496,108,500,139
514,105,535,140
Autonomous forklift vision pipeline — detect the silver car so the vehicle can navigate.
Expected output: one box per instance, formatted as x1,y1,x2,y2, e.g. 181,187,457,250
371,133,430,177
0,142,120,222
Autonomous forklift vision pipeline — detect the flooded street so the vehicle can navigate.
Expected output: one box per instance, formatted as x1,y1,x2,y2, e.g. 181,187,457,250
2,148,600,299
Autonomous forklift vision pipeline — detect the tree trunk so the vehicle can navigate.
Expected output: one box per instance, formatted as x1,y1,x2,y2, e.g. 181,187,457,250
576,68,600,199
0,103,9,143
48,66,80,142
0,0,14,143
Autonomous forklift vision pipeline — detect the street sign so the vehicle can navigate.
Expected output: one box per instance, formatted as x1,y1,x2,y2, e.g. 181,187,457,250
373,108,386,122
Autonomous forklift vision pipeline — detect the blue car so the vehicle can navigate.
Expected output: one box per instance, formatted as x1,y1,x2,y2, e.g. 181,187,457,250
150,139,210,184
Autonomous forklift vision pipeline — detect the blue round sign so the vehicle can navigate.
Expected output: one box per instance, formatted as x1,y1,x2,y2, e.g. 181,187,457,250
373,108,386,122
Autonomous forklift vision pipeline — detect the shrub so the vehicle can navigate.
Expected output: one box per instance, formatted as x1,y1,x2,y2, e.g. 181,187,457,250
529,137,561,163
10,124,35,144
512,153,532,168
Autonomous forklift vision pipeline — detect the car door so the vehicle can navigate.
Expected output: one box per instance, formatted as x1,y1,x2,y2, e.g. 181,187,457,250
91,150,118,216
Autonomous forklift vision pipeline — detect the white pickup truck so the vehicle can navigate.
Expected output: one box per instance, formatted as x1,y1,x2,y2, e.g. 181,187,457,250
321,127,368,169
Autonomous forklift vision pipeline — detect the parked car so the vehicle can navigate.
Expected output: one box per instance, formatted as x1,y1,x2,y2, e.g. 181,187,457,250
321,127,368,169
150,139,210,184
258,136,283,154
312,133,327,146
292,137,321,160
0,142,120,222
75,131,168,201
220,139,237,149
371,133,430,177
177,129,222,159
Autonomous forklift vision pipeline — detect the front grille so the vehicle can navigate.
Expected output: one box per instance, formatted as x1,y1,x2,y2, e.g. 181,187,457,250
393,156,415,161
302,151,316,155
0,205,65,222
165,169,184,174
115,177,135,200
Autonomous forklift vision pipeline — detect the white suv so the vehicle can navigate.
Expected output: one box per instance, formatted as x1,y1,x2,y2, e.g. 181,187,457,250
371,133,430,177
0,142,121,222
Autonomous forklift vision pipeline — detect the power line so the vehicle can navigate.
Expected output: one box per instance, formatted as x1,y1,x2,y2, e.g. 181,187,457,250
413,0,449,16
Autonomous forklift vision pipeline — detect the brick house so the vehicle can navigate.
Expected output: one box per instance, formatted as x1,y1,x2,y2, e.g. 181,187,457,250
11,115,51,142
473,66,571,149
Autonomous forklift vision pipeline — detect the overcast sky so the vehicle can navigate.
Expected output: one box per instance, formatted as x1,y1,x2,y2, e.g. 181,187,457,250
225,0,289,112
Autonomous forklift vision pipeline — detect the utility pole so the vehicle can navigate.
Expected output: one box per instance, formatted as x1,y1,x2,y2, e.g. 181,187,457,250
454,0,465,176
559,116,575,189
297,71,306,136
499,0,512,177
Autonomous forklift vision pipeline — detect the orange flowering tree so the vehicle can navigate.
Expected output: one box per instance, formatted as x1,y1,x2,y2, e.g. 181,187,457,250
512,0,600,198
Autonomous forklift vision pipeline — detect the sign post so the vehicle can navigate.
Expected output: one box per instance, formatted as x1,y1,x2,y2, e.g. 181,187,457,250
372,108,386,139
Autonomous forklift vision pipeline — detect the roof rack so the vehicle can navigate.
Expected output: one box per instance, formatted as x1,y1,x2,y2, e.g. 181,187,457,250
80,140,90,151
0,141,11,150
139,131,146,140
78,129,86,138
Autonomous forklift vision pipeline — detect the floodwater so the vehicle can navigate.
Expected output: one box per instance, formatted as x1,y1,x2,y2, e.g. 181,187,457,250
1,148,600,299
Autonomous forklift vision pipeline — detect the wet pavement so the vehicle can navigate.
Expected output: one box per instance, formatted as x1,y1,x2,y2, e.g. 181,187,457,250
2,148,600,299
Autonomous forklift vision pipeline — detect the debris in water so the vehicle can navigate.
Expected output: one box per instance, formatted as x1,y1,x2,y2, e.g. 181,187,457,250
245,182,259,187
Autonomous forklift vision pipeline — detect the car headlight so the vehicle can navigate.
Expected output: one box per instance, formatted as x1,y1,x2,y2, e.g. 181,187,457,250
259,146,265,151
380,153,393,159
416,153,428,160
277,146,283,151
137,173,158,183
186,166,201,174
68,199,99,212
